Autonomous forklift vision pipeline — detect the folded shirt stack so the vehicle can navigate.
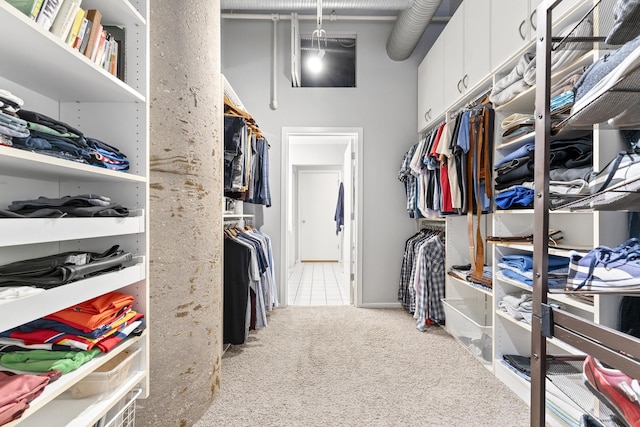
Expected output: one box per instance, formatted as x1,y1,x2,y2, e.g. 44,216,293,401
0,291,146,368
498,292,533,324
490,17,593,106
498,254,569,288
0,194,130,218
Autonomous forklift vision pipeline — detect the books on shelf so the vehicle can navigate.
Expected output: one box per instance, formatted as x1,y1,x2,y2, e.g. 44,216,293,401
77,15,92,52
4,2,126,81
49,0,81,39
83,8,102,59
5,0,45,20
36,0,63,31
103,25,125,81
65,6,85,46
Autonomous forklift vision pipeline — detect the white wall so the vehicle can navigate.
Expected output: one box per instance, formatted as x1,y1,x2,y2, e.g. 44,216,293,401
222,18,417,306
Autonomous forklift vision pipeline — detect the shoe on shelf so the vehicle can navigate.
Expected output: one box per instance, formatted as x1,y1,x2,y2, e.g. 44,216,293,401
567,239,640,291
569,34,640,127
583,355,640,427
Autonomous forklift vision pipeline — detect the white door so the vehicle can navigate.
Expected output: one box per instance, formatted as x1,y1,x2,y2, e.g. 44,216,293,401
298,170,341,261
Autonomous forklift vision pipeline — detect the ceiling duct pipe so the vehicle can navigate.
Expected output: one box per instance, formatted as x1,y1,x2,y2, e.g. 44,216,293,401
386,0,443,61
221,0,413,10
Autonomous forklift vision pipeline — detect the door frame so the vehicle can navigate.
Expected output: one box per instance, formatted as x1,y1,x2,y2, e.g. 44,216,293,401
281,127,363,307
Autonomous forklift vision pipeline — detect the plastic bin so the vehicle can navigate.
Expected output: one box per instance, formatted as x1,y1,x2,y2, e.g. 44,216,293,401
70,348,141,399
441,299,493,363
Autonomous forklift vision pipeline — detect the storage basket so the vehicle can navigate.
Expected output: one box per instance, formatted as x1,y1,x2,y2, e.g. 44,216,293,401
93,388,142,427
70,348,141,399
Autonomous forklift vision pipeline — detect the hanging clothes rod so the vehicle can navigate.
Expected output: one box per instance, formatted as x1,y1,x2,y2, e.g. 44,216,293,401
418,219,446,232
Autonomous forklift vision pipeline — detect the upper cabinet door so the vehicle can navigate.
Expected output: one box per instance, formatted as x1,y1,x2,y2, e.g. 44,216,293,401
463,0,491,91
490,0,530,70
417,35,444,133
442,9,464,110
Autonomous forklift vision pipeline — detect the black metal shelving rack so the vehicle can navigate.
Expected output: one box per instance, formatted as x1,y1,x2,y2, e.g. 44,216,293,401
531,1,640,425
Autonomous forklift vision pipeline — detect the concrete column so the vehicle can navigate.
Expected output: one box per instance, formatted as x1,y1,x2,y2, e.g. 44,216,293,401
137,1,223,426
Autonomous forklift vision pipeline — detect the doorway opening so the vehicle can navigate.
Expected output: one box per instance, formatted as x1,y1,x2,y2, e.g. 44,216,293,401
281,127,362,307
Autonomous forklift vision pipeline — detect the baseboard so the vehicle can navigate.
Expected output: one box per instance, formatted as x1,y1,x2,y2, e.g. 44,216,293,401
359,302,403,309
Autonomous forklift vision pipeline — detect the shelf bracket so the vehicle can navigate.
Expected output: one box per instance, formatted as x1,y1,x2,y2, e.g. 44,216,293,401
541,303,554,338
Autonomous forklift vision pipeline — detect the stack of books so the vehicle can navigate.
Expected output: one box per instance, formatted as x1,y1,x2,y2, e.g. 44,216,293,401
5,0,125,81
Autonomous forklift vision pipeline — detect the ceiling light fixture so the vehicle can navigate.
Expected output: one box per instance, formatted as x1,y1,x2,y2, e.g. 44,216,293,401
308,0,327,73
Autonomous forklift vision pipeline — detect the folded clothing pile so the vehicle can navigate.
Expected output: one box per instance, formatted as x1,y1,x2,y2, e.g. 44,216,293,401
0,245,133,289
498,253,569,288
0,291,145,356
0,194,129,218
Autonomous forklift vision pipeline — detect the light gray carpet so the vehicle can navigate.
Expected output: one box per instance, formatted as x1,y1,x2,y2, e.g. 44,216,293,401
194,306,531,427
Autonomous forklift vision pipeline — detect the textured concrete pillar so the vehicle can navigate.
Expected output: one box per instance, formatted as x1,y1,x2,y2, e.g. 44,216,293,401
137,1,223,426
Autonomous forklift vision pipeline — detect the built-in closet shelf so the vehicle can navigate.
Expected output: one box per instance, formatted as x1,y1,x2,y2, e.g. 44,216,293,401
496,309,533,332
494,209,579,215
4,335,145,427
494,51,595,114
552,175,640,212
0,2,145,103
80,0,146,27
0,260,146,332
497,311,583,356
497,275,595,313
494,360,587,426
494,209,536,215
0,146,146,183
448,273,493,296
495,132,534,151
223,214,255,219
0,210,145,247
493,242,591,258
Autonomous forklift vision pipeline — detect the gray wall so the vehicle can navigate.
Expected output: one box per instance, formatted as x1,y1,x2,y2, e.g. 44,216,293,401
222,18,417,305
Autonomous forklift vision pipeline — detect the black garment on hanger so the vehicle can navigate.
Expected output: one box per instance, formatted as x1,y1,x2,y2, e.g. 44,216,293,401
223,237,251,345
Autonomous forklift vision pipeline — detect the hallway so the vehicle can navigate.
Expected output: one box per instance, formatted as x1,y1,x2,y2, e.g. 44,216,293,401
287,262,350,306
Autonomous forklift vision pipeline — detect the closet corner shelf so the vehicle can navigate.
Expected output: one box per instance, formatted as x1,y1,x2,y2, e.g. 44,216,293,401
0,2,145,103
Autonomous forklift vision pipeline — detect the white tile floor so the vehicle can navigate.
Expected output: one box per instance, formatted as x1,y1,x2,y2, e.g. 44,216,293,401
287,262,350,306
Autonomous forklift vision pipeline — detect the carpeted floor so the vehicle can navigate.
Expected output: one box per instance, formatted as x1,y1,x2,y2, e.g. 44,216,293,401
194,306,531,427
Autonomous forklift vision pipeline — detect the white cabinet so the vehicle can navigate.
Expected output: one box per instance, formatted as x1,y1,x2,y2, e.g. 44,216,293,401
490,0,534,71
0,1,149,426
442,0,491,109
417,35,444,132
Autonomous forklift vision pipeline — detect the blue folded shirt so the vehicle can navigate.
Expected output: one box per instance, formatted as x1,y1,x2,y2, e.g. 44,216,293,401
501,254,569,272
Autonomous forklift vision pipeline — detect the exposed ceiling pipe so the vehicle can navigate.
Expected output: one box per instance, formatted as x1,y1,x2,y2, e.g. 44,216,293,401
270,15,279,110
386,0,444,61
221,0,413,10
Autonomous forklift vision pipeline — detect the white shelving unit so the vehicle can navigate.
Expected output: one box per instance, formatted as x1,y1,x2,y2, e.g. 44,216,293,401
0,0,149,425
415,0,634,425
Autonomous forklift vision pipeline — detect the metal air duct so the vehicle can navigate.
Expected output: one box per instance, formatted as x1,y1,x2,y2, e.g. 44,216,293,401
386,0,443,61
221,0,413,10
